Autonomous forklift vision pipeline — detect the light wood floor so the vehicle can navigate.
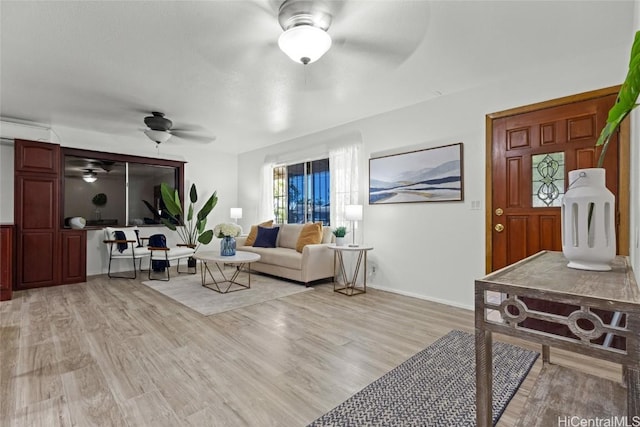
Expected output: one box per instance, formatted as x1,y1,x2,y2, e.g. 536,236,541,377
0,270,622,426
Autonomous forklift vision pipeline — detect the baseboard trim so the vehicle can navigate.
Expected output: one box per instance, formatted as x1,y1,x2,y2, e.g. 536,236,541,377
368,284,473,311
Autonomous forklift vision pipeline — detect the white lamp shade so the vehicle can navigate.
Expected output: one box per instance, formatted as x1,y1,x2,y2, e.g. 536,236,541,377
144,129,172,144
278,25,332,64
345,204,363,221
230,208,242,219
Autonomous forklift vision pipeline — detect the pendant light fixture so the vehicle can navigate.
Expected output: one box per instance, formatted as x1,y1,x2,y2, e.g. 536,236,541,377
278,0,332,65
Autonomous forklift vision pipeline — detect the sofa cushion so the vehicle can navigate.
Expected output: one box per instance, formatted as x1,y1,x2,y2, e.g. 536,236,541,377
241,246,303,270
296,223,323,252
321,226,333,244
245,220,274,246
278,223,304,249
253,226,280,248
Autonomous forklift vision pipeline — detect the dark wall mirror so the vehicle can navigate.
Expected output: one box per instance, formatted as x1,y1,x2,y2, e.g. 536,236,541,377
62,148,185,228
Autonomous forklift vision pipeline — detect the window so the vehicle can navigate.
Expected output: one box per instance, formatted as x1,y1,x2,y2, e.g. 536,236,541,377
273,158,330,225
62,148,184,227
531,152,564,207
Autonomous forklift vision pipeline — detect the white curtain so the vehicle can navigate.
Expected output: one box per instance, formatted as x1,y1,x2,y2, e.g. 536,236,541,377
258,162,275,221
330,144,361,228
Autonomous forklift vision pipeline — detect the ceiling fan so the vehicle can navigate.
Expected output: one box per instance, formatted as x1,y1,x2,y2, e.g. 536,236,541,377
203,0,428,75
143,112,215,145
272,0,428,66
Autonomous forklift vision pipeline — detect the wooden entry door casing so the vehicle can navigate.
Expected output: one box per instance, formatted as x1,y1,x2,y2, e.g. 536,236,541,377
487,87,628,272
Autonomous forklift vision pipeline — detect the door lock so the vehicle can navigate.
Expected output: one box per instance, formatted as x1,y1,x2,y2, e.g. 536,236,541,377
495,208,504,216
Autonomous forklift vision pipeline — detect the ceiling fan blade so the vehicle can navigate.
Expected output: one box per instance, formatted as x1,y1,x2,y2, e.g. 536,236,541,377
246,0,280,17
332,37,411,65
170,131,216,144
171,124,206,132
330,1,430,65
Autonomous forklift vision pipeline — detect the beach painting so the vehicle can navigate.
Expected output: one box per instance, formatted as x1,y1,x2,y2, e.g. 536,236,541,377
369,143,464,204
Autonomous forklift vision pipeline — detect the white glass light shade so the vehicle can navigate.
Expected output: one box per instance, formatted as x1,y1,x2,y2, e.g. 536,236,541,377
82,172,97,183
345,204,363,221
278,25,332,64
144,129,172,144
230,208,242,219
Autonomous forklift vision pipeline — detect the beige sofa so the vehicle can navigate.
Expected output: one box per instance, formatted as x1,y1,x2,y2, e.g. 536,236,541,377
235,223,334,286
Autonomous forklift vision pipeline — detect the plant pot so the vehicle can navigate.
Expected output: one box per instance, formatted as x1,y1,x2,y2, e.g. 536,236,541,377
187,257,197,268
335,237,346,246
220,235,236,256
561,168,615,271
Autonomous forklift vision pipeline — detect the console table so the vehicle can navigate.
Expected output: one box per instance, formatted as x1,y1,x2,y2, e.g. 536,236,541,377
474,251,639,426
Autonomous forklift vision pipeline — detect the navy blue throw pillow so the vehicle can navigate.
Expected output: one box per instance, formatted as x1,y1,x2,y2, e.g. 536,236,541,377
253,226,279,248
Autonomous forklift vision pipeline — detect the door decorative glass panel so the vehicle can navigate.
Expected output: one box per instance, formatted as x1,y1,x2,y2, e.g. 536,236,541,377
532,152,564,207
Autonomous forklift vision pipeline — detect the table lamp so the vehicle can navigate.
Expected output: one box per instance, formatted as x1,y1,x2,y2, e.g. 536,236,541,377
345,204,363,247
230,208,242,223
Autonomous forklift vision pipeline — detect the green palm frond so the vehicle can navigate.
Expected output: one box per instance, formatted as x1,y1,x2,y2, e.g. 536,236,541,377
596,30,640,167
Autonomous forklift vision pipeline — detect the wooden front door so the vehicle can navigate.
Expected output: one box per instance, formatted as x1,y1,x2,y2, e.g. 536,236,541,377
487,87,628,272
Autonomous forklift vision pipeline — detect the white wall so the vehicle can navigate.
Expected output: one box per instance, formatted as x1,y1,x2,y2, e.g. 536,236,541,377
238,43,632,309
0,123,238,276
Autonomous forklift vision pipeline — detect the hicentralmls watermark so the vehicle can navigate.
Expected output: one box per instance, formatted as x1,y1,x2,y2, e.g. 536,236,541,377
558,416,640,427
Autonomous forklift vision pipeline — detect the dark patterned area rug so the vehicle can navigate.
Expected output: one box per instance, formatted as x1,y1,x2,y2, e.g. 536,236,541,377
308,330,538,427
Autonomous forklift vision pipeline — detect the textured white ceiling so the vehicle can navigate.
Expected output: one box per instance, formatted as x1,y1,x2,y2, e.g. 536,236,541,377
0,0,635,154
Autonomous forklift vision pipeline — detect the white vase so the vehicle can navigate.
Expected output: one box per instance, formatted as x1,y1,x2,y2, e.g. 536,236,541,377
69,217,86,229
335,237,346,247
561,168,615,271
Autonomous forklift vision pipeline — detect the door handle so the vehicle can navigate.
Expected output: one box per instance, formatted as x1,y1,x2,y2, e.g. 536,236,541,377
494,224,505,232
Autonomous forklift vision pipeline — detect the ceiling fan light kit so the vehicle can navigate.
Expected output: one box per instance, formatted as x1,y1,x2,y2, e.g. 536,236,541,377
278,25,331,65
144,129,172,145
278,0,332,65
82,169,97,183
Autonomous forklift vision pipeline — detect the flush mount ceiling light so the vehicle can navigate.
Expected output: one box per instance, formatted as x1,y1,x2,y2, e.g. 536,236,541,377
82,169,97,183
278,0,332,65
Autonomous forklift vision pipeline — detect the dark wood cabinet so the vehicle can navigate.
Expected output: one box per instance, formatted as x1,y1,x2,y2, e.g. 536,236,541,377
15,139,60,174
0,225,14,301
61,230,86,284
14,139,85,290
15,174,60,288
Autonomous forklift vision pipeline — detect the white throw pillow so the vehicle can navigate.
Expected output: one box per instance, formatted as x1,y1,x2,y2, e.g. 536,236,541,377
322,226,333,244
277,223,303,249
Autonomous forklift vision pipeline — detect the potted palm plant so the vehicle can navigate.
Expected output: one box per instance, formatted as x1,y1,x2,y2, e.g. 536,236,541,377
157,182,218,264
561,30,639,270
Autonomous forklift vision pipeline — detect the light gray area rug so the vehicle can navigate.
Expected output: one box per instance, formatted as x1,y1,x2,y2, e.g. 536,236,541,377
141,270,311,316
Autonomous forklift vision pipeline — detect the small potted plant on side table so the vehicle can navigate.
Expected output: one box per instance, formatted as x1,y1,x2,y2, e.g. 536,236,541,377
333,226,347,246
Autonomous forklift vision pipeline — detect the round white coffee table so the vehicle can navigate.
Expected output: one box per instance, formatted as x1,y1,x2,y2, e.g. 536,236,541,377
194,250,261,294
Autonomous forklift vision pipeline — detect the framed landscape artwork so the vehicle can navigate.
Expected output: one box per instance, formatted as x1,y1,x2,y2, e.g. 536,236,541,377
369,142,464,204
